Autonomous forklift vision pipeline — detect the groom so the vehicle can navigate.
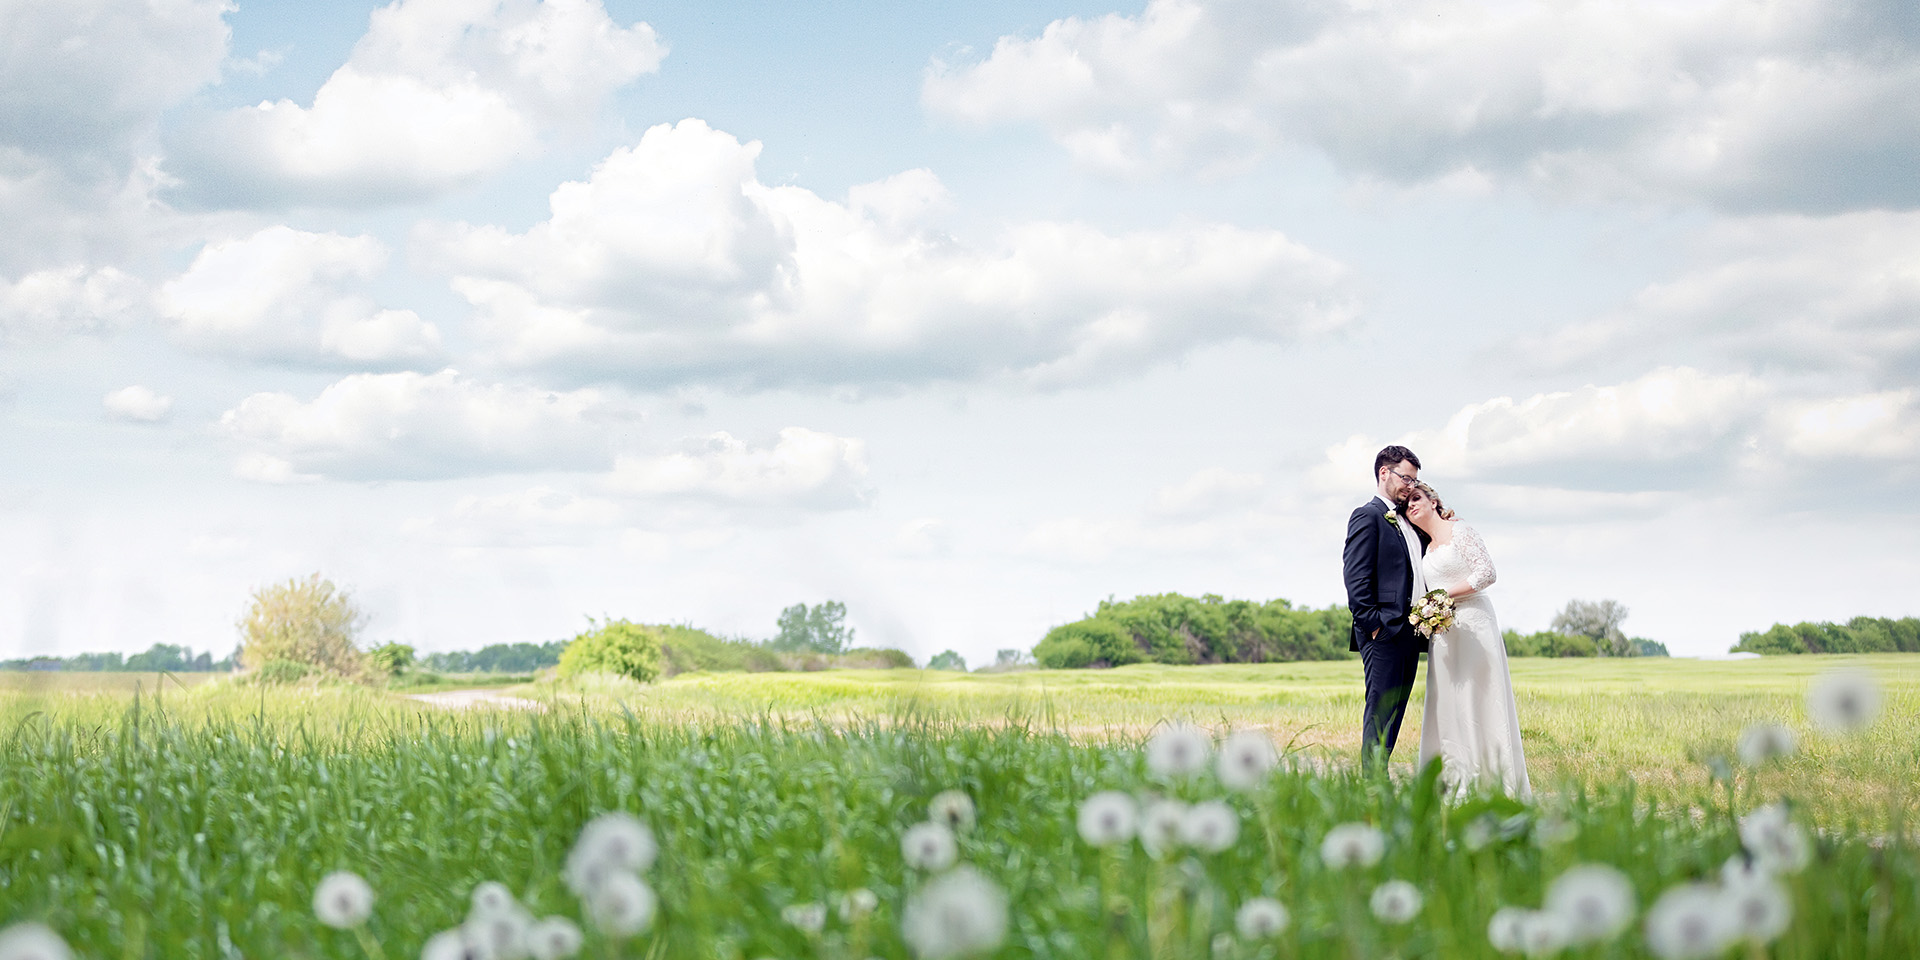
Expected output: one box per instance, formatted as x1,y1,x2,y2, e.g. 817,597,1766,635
1342,445,1429,770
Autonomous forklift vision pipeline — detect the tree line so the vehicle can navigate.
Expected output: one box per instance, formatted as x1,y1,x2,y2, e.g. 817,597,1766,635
1,643,236,672
1731,616,1920,655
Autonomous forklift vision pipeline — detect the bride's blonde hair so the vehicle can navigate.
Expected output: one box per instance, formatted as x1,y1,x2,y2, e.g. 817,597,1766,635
1412,481,1456,520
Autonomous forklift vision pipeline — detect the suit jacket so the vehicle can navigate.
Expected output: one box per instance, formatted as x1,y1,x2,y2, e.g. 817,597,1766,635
1343,498,1429,653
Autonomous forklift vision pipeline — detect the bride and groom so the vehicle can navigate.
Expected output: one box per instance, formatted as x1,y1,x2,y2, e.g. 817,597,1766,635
1342,445,1530,797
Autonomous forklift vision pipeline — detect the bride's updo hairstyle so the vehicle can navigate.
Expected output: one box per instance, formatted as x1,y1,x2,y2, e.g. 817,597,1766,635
1412,481,1456,520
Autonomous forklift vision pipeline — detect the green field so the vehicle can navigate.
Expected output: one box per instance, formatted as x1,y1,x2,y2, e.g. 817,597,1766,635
1,655,1915,958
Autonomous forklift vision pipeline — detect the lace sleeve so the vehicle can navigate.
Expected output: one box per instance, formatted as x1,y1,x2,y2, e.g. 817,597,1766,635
1455,524,1497,593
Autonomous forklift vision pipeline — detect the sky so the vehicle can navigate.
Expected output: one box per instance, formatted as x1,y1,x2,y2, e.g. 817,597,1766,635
2,0,1916,664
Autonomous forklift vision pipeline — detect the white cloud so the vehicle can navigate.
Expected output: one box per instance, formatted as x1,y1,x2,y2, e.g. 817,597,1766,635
168,0,664,205
894,517,953,557
602,427,871,509
102,385,174,423
221,368,628,481
1519,211,1920,385
1148,467,1265,519
0,266,144,341
1317,366,1920,501
0,0,230,158
422,118,1354,389
155,226,441,365
401,486,626,547
924,0,1920,212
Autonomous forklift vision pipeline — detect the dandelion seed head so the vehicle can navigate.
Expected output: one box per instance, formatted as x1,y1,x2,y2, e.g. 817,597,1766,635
1139,799,1188,858
1736,724,1797,766
1145,723,1212,778
929,791,977,832
313,871,375,929
419,929,483,960
586,872,657,937
1178,800,1240,854
837,888,879,921
565,812,657,897
782,902,828,933
1807,667,1882,733
0,923,72,960
900,865,1008,959
525,917,583,960
463,907,530,960
1234,897,1289,939
1544,864,1636,944
1739,804,1812,874
1644,884,1733,960
1319,822,1386,869
1486,907,1529,953
470,881,518,917
1720,878,1791,944
1462,815,1497,852
1215,731,1277,791
1076,791,1138,847
1369,880,1423,924
902,821,960,871
1519,910,1573,958
1720,855,1767,888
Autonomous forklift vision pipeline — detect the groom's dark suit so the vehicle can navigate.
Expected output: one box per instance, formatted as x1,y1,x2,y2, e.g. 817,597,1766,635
1343,497,1429,768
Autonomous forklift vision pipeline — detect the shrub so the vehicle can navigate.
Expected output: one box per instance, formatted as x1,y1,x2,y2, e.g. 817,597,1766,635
1033,594,1353,668
1034,618,1138,668
369,643,416,675
1503,630,1600,658
238,574,368,679
251,659,312,685
558,619,663,684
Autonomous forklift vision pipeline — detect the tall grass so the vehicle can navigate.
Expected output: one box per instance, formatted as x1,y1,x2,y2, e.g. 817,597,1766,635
0,657,1914,957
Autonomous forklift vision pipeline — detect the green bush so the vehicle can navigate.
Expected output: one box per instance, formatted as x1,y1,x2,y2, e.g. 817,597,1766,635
237,573,368,679
1503,630,1600,658
926,650,967,672
369,643,416,675
558,619,663,684
1033,594,1353,669
250,659,312,685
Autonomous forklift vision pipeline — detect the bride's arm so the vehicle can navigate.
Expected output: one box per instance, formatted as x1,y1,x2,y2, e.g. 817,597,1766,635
1448,524,1497,598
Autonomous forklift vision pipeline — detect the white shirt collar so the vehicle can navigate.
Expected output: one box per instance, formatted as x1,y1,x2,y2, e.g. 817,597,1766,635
1375,493,1398,512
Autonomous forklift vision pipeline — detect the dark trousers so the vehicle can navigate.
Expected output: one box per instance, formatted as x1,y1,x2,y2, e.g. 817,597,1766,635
1359,639,1420,770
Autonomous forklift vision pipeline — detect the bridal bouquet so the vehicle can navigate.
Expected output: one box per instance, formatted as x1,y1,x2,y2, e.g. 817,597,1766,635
1408,588,1456,639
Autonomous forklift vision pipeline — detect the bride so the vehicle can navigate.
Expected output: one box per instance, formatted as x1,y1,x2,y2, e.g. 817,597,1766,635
1404,482,1531,799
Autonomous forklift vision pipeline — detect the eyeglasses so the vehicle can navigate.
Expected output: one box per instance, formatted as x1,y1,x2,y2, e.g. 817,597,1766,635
1389,469,1418,485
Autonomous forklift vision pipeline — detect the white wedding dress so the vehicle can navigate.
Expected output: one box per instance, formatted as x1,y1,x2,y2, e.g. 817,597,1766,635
1418,524,1531,799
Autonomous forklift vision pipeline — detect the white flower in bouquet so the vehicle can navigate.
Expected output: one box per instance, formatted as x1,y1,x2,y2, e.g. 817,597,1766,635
0,923,72,960
902,821,960,871
1736,723,1797,766
1178,800,1240,853
1807,667,1881,733
1076,791,1138,847
1643,884,1733,960
1139,799,1189,858
313,871,375,929
526,917,584,960
1234,898,1290,939
1369,880,1423,924
1320,822,1386,869
1544,864,1636,944
901,865,1008,959
929,790,977,832
1145,723,1212,778
1216,730,1278,791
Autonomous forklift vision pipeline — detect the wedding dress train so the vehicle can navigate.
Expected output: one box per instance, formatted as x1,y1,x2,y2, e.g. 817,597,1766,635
1418,524,1531,799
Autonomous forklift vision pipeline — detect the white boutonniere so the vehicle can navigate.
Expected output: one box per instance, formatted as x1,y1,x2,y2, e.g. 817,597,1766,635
1384,510,1401,528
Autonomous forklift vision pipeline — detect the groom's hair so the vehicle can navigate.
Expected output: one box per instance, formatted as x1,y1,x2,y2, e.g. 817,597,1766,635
1373,445,1420,477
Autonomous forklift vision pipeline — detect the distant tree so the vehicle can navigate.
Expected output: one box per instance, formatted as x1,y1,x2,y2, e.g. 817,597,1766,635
771,601,856,654
369,643,417,675
1551,599,1633,657
927,650,967,672
1503,629,1600,658
994,649,1031,667
238,574,369,678
1630,637,1670,657
558,618,662,683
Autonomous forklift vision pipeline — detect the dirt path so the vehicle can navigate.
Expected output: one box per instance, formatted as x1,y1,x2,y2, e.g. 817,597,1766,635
404,689,544,711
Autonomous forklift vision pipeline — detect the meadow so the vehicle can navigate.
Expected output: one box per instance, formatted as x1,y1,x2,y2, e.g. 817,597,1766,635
0,655,1914,959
